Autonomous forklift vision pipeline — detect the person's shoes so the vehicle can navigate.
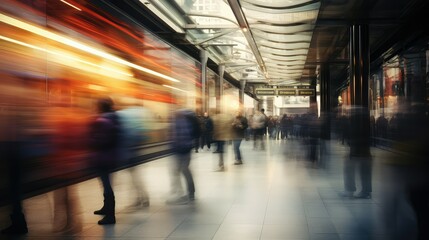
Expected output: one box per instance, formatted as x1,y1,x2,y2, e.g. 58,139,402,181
166,195,189,205
354,192,371,199
127,200,150,209
2,213,28,234
1,224,28,234
98,215,116,225
188,194,195,201
94,208,106,215
339,191,354,198
142,200,150,207
214,166,225,172
234,160,243,165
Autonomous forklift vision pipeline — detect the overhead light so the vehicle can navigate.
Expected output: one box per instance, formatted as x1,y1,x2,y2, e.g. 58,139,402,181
241,27,248,32
60,0,82,11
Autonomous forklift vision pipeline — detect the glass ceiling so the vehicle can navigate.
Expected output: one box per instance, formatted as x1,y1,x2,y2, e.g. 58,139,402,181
139,0,320,86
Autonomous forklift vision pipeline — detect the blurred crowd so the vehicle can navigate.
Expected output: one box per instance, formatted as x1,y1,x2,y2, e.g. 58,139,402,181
1,94,429,239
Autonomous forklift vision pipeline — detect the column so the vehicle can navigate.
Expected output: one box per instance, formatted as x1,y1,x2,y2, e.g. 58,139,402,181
218,64,225,113
320,64,331,140
239,79,246,106
200,50,208,113
349,24,371,157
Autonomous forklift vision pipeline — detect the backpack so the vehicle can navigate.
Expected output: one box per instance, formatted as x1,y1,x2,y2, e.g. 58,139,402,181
185,113,201,140
117,107,148,148
172,110,201,153
89,112,121,151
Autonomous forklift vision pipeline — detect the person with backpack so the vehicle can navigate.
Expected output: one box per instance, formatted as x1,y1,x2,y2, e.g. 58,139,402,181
167,108,200,204
89,97,120,224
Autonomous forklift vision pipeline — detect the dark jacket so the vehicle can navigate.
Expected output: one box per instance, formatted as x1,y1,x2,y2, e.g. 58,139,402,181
171,109,200,153
232,115,248,139
89,112,121,169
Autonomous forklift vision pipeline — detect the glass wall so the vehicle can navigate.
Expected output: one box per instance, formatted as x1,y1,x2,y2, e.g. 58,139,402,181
369,51,427,142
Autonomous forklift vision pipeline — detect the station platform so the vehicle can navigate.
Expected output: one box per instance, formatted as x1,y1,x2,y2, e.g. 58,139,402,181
0,138,417,240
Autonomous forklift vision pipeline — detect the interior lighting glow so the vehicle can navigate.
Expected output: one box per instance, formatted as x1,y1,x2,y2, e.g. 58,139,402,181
0,13,180,82
60,0,82,11
0,35,133,77
162,84,188,93
241,27,248,32
88,84,107,91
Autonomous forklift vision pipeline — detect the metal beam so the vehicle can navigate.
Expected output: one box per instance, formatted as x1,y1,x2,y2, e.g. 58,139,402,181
227,0,267,78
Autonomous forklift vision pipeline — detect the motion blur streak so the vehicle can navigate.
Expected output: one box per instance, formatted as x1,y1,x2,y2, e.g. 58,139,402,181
0,35,133,77
0,13,181,83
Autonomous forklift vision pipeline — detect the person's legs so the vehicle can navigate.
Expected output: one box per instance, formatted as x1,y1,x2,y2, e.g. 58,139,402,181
169,154,184,196
206,133,212,149
179,152,195,200
408,184,429,240
260,128,265,150
218,141,225,169
166,153,188,205
342,157,356,197
253,129,258,149
357,157,372,198
95,169,115,224
233,139,242,164
128,167,150,207
1,142,28,234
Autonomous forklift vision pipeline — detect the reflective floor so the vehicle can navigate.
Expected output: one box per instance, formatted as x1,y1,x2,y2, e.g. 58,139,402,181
0,138,418,240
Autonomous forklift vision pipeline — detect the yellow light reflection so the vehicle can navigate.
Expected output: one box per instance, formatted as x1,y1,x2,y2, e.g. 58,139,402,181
162,84,188,93
0,35,133,77
0,13,180,82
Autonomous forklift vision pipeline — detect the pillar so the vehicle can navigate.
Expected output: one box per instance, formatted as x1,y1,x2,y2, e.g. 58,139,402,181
320,64,331,140
349,24,371,157
218,64,225,113
200,50,208,113
239,79,246,106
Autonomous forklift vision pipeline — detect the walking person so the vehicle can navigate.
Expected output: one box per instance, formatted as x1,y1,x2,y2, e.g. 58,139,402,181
231,111,248,165
89,97,121,225
43,105,88,233
341,108,372,199
212,111,232,171
252,109,267,150
117,103,151,209
167,108,200,204
200,112,214,151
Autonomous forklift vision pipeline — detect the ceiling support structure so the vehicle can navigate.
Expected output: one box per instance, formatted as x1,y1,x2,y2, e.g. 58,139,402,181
227,0,267,77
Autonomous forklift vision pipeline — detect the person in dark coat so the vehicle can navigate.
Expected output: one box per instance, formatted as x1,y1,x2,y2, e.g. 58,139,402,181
200,112,214,151
231,111,248,165
167,108,200,204
89,97,121,224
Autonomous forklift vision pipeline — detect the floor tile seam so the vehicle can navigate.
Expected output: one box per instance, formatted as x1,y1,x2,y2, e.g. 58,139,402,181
260,166,283,240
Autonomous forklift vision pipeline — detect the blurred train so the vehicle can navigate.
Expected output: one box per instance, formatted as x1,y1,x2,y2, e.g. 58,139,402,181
0,0,226,203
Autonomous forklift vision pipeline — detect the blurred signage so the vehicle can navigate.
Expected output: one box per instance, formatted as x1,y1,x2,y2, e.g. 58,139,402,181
277,90,296,96
255,89,276,95
256,87,315,96
298,89,315,96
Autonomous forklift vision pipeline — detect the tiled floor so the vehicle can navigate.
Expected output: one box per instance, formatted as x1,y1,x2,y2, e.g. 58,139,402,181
0,138,419,240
